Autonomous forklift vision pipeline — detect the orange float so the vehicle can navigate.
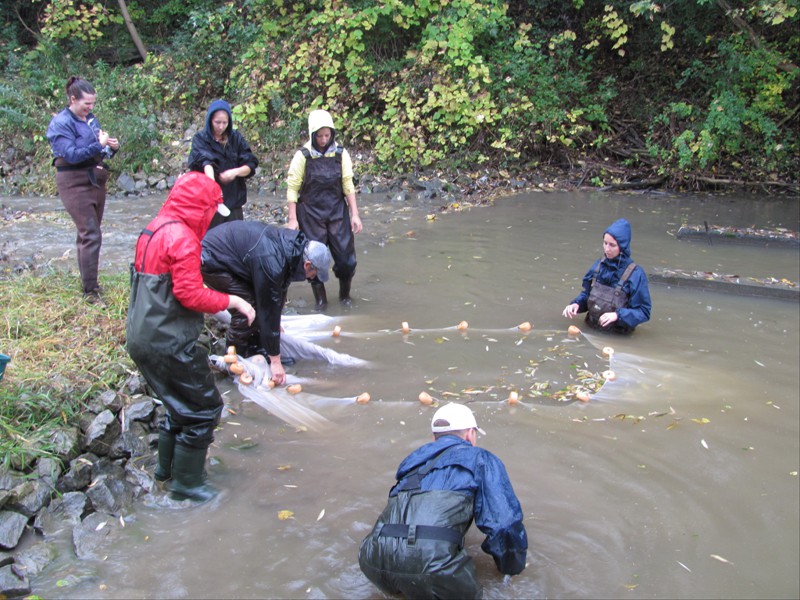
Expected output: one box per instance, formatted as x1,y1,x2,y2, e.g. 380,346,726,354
602,370,616,381
507,391,519,405
332,325,342,337
229,363,244,375
457,321,469,331
418,391,434,405
568,325,581,336
287,384,302,394
518,322,532,332
576,390,591,402
356,392,371,404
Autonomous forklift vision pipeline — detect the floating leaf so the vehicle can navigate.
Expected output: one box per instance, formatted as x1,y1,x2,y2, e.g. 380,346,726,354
95,520,107,531
691,418,711,424
317,509,325,521
277,464,292,471
710,554,734,565
677,561,691,572
701,439,709,449
278,510,294,520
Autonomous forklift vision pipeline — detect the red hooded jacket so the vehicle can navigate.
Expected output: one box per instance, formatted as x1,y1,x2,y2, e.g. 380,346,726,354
133,172,229,314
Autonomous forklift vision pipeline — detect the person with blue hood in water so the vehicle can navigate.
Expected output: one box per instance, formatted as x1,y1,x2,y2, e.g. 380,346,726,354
562,218,652,333
188,99,259,228
286,109,362,310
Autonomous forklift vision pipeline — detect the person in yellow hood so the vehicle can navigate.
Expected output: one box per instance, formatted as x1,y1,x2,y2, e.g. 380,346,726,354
286,110,362,310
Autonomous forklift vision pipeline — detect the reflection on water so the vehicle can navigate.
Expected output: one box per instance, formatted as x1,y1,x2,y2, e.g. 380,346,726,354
6,191,799,599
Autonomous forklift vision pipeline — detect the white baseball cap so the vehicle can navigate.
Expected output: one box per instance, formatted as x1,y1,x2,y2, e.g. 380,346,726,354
431,403,486,435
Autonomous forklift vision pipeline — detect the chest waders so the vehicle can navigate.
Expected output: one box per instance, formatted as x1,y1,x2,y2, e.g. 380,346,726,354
586,261,638,334
358,449,483,599
126,221,221,502
297,147,356,307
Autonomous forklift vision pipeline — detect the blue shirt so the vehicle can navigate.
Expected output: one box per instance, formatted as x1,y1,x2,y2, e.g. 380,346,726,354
46,107,114,165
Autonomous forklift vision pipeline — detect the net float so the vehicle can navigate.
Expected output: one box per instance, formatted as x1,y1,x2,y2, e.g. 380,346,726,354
229,363,244,375
568,325,581,336
508,391,519,405
418,391,433,405
401,321,410,334
227,346,236,355
518,322,532,332
287,384,302,394
239,372,253,385
457,321,468,331
602,370,616,381
576,390,591,402
223,354,238,364
356,392,371,404
602,346,614,356
332,325,342,337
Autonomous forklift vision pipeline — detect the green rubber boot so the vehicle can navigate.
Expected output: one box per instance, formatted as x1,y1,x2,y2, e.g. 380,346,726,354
170,444,219,503
154,430,176,483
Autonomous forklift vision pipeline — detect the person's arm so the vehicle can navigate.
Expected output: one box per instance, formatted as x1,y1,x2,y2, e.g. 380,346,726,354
251,257,287,385
474,454,528,576
564,261,598,317
615,267,652,328
285,151,306,230
219,132,257,183
341,149,362,233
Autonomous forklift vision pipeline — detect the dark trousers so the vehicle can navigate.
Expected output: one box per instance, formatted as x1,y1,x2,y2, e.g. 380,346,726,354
201,268,261,356
56,167,109,293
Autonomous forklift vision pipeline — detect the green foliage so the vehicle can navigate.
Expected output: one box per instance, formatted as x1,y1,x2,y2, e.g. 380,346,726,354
40,0,123,45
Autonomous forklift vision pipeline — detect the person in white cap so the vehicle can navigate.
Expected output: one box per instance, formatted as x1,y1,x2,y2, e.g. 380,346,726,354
126,172,255,502
200,221,332,386
285,109,362,310
359,402,528,599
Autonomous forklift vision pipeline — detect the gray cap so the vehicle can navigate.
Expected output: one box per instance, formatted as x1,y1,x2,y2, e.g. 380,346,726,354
305,240,332,282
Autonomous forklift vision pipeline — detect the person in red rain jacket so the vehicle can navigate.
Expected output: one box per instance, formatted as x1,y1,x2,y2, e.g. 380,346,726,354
126,172,254,502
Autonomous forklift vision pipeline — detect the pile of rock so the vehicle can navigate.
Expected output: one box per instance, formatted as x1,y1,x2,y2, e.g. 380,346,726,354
0,374,164,597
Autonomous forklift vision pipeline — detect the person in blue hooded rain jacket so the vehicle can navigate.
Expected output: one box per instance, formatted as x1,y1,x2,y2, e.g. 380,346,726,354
358,403,528,599
562,218,651,333
188,99,258,229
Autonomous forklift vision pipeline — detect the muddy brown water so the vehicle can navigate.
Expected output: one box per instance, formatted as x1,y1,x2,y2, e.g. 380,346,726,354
1,190,799,599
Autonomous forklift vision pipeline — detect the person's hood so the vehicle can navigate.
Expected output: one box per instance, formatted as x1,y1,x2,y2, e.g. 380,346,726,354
308,109,336,153
605,218,632,258
205,99,233,137
159,172,223,238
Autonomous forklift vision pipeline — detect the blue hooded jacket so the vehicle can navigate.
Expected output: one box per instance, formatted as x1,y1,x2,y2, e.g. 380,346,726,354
571,218,652,330
187,99,258,211
390,434,528,575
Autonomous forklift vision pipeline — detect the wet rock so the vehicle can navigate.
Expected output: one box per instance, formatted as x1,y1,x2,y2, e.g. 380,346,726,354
13,541,56,577
0,511,28,550
116,173,136,193
0,491,8,511
33,492,88,537
0,471,25,494
124,462,156,497
89,390,125,414
83,410,121,456
57,454,97,493
72,512,122,560
0,563,31,598
6,479,54,518
109,429,149,460
123,372,147,395
48,428,80,463
85,475,134,515
124,398,156,423
35,458,63,489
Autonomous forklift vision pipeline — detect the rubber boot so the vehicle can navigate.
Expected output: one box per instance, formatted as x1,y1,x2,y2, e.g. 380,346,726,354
170,444,218,503
339,277,353,307
154,430,176,483
311,281,328,311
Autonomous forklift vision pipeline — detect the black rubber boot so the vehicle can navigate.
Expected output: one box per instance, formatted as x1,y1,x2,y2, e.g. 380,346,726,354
154,430,176,483
170,444,218,503
311,281,328,311
339,277,353,307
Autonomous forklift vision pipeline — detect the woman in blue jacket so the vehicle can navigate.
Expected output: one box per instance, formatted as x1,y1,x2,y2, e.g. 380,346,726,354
46,76,119,302
188,99,258,228
563,218,652,333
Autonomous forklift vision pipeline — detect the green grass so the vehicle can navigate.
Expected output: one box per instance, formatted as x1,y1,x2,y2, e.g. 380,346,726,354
0,268,134,469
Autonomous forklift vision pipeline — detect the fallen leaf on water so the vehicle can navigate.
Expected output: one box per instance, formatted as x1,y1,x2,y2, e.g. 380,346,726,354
119,516,125,528
317,509,325,521
95,521,107,532
691,418,711,424
701,439,709,449
754,360,765,367
710,554,734,565
277,464,292,471
295,425,308,433
283,484,298,488
666,422,679,430
278,510,294,520
677,561,692,572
